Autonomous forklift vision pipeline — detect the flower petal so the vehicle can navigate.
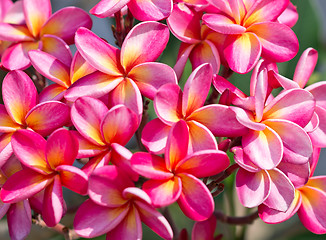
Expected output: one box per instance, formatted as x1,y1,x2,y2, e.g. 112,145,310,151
305,81,326,109
89,0,130,18
70,50,97,84
56,165,88,195
277,161,309,189
127,0,172,21
71,131,106,158
202,13,246,34
39,84,67,102
0,105,21,132
0,23,33,41
309,106,326,148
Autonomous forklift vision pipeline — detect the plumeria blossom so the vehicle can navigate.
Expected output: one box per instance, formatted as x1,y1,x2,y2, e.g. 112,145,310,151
132,120,230,221
142,63,247,154
0,128,88,227
0,0,92,70
74,165,173,240
0,70,70,166
90,0,172,21
29,48,96,102
270,48,326,147
167,3,222,79
259,147,326,234
0,154,32,240
202,0,299,73
65,21,176,119
71,96,138,178
277,1,298,27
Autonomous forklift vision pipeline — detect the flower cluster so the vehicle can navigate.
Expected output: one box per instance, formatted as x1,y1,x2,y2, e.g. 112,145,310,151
0,0,325,239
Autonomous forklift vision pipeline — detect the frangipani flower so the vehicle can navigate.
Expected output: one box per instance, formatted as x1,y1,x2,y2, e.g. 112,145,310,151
0,0,92,70
142,63,248,154
74,165,173,240
65,21,176,119
90,0,172,21
0,128,88,227
202,0,299,73
0,70,70,166
29,48,96,102
71,96,138,178
132,120,230,221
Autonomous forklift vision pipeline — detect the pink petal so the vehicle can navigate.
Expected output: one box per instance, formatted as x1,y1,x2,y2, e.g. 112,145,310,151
167,3,201,44
70,50,97,84
3,0,25,24
42,175,64,227
127,0,172,21
177,173,214,221
1,168,53,203
154,83,182,124
131,152,172,180
277,162,309,189
192,215,216,240
232,146,260,172
136,200,173,240
81,151,111,177
75,27,122,75
2,41,41,70
56,165,88,195
277,2,298,27
173,43,195,80
41,7,92,45
0,105,21,132
89,0,130,18
74,199,129,238
101,104,138,146
71,131,107,158
182,63,212,116
202,13,246,34
39,84,67,102
0,23,33,41
122,187,152,204
64,71,123,102
224,32,262,74
23,0,51,37
2,70,37,125
189,105,249,137
121,21,169,71
262,88,315,128
309,106,326,148
293,48,318,88
143,177,182,207
235,168,271,208
71,96,108,146
11,130,51,174
263,168,295,212
129,62,177,100
305,81,326,109
242,127,283,170
176,149,229,178
25,101,70,136
7,200,32,240
247,22,298,62
29,50,70,87
141,118,171,154
230,106,265,131
264,119,312,165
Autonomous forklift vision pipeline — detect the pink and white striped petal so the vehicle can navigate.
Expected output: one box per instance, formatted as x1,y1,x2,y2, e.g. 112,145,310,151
127,0,172,21
121,21,169,72
2,70,37,125
177,173,214,221
89,0,130,18
56,165,88,195
25,101,70,136
129,62,177,100
0,23,33,41
75,27,122,75
143,177,182,207
236,168,271,208
202,13,246,34
42,175,64,227
41,7,92,45
71,96,108,146
23,0,51,37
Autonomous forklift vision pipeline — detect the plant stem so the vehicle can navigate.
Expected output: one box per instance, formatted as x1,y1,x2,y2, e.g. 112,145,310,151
214,210,259,225
162,207,179,238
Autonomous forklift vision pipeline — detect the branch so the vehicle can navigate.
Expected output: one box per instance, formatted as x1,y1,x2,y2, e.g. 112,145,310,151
214,210,259,225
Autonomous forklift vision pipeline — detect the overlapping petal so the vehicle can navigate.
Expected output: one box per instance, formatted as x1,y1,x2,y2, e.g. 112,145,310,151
187,121,218,152
127,0,172,21
56,165,88,195
202,14,246,34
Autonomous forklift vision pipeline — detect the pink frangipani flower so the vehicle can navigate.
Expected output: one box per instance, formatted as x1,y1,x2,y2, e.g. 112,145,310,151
0,0,92,70
0,128,88,227
132,120,230,221
202,0,299,73
74,165,173,240
90,0,172,21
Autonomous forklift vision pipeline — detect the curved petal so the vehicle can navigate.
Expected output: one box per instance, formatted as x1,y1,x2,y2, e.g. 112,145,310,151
75,27,122,75
177,173,214,221
101,105,138,146
2,70,37,125
3,1,25,24
309,106,326,148
122,187,151,204
71,131,107,158
141,118,171,154
143,177,182,207
56,165,88,195
0,105,21,132
41,7,92,45
192,215,216,240
25,101,70,136
202,13,246,34
173,43,195,80
129,62,177,100
235,168,271,208
0,23,33,41
39,84,66,102
230,106,265,131
224,32,262,74
278,161,309,189
277,2,298,27
305,81,326,109
121,21,169,71
247,22,298,62
81,151,111,177
242,127,283,170
232,146,260,172
71,96,108,146
127,0,172,21
70,50,97,84
0,134,14,168
89,0,129,18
